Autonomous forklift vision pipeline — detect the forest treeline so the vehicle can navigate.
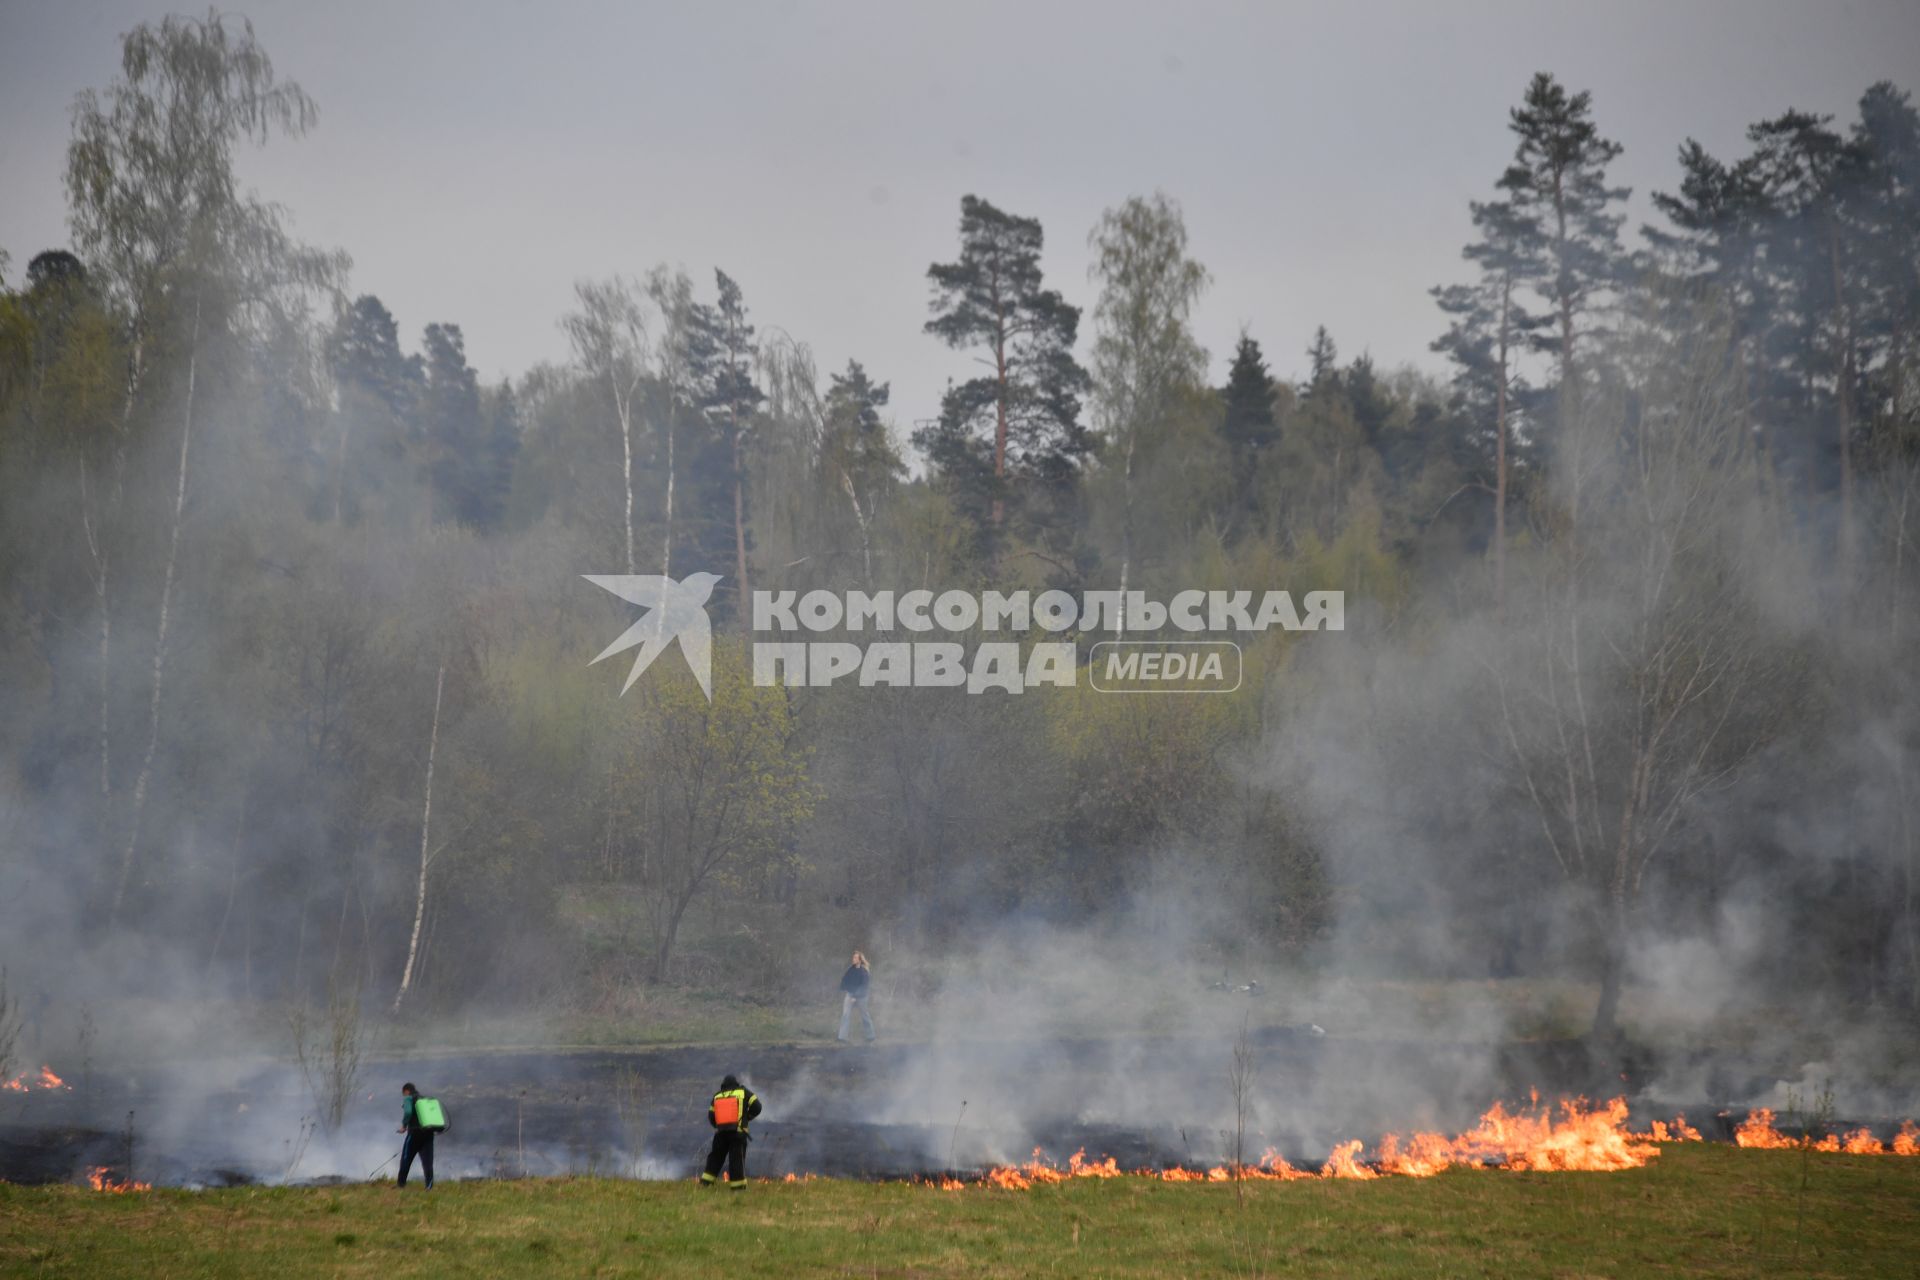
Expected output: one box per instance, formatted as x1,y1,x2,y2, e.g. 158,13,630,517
2,14,1916,1035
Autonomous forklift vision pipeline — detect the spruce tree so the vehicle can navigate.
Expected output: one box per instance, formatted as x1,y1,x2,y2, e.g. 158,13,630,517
1220,331,1277,460
1305,325,1340,393
693,269,764,620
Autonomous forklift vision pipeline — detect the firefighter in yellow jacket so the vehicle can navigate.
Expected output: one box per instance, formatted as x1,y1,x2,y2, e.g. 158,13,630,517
700,1074,762,1189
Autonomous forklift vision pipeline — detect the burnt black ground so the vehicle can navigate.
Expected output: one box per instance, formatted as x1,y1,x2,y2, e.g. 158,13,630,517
0,1030,1904,1187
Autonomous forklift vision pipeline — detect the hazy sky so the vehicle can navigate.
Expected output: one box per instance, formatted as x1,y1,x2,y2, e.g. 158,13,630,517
3,1,1917,432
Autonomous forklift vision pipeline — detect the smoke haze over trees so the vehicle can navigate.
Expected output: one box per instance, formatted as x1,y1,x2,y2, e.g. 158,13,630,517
3,11,1919,1056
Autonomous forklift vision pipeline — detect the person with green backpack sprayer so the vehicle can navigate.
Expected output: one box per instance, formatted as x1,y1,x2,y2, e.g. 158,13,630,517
397,1083,446,1189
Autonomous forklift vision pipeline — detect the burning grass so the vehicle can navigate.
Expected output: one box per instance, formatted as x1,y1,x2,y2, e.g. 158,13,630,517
1,1065,69,1093
927,1096,1815,1189
82,1168,151,1194
0,1144,1916,1278
1734,1108,1920,1155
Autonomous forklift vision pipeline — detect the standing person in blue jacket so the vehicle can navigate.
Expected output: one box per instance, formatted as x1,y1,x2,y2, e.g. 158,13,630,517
397,1082,434,1190
837,950,875,1043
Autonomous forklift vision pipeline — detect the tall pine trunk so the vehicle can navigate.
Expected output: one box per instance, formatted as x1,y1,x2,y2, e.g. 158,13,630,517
1493,272,1512,609
1829,218,1856,576
990,284,1009,528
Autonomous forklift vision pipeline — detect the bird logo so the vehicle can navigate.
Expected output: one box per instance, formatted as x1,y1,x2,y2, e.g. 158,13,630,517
583,572,722,700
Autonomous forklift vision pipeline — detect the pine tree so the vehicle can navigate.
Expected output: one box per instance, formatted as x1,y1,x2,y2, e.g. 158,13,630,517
1850,83,1920,458
419,322,487,528
1747,109,1868,546
1497,73,1629,407
821,360,903,584
1647,139,1773,442
326,294,420,522
476,378,521,533
1433,194,1540,602
918,195,1091,542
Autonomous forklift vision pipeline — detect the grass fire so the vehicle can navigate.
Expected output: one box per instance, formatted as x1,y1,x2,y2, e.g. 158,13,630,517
932,1095,1920,1189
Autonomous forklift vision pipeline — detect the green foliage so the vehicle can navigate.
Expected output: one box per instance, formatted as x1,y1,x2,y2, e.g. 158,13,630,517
608,644,817,981
4,11,1919,1031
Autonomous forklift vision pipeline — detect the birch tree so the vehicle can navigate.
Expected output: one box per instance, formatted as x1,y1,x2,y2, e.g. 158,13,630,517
391,661,444,1014
645,266,698,583
563,278,650,573
66,11,342,920
1087,193,1209,628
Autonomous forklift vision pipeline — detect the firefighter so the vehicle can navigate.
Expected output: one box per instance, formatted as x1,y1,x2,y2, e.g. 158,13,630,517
700,1074,762,1189
397,1082,434,1190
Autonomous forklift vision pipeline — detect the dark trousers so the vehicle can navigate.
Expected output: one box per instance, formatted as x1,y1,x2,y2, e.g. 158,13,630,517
701,1130,748,1187
399,1130,435,1187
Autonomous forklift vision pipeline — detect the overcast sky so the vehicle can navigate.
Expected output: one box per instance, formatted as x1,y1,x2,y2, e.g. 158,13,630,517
4,1,1917,433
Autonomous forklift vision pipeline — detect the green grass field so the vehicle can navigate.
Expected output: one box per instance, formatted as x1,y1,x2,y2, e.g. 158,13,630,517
3,1145,1916,1278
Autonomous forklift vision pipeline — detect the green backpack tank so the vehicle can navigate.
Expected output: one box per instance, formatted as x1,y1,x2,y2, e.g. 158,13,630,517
413,1097,447,1132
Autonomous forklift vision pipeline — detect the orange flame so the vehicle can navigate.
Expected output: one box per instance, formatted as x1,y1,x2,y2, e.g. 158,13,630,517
1321,1138,1380,1180
86,1167,151,1193
1376,1131,1457,1177
1066,1149,1122,1178
1837,1128,1884,1155
4,1065,71,1092
937,1099,1916,1191
1648,1115,1701,1142
1732,1109,1920,1155
1733,1108,1794,1149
